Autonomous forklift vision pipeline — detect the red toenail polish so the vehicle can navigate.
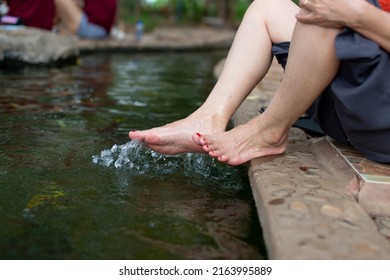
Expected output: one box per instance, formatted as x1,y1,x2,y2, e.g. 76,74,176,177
196,133,201,137
206,145,209,148
131,130,136,132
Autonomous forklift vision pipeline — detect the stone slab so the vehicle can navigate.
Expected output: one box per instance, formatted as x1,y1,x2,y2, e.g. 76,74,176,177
0,26,235,67
327,138,390,217
247,135,390,259
0,26,79,66
327,138,390,184
230,60,390,259
77,26,236,53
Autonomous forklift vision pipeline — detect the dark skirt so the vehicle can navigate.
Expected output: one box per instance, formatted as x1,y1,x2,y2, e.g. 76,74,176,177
272,0,390,163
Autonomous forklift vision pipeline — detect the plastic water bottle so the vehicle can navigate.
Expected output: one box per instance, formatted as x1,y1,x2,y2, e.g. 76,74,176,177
135,20,143,42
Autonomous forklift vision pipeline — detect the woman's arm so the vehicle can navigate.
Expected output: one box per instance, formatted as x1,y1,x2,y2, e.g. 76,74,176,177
296,0,390,52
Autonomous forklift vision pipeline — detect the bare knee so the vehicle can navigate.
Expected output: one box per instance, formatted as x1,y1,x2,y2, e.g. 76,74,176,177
250,0,296,13
241,0,276,27
245,0,298,43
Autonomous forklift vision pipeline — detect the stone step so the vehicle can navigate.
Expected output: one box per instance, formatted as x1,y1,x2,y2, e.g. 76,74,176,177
247,133,390,259
230,60,390,259
327,139,390,218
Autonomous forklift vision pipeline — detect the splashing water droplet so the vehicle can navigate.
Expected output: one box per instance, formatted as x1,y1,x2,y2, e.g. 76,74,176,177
92,140,248,189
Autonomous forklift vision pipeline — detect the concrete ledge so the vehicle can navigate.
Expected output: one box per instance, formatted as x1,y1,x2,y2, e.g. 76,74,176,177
230,60,390,259
0,26,235,67
247,136,390,259
77,27,236,53
328,139,390,217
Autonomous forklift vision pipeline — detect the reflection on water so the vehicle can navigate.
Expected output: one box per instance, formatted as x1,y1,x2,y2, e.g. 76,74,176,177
0,52,266,259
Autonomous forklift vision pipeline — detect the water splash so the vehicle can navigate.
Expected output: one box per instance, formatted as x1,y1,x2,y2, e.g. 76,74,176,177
92,140,247,189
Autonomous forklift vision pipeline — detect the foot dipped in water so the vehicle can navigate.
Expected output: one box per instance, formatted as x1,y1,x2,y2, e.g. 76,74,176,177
193,117,289,166
129,112,227,155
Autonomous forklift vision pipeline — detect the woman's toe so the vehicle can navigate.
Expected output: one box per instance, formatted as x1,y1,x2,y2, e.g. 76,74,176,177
192,132,203,146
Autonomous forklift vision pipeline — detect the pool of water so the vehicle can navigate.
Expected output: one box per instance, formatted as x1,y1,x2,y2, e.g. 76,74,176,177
0,51,265,260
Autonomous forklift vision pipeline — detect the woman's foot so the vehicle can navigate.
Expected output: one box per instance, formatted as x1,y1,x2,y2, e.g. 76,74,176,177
193,117,289,166
129,111,227,155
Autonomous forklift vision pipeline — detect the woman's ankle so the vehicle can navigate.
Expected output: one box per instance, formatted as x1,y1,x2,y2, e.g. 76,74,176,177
254,118,289,148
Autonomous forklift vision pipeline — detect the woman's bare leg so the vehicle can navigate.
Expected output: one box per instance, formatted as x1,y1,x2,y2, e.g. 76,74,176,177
54,0,83,34
129,0,299,154
198,21,341,165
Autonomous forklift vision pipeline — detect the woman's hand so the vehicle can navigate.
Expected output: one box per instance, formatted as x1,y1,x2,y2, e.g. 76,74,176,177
296,0,367,28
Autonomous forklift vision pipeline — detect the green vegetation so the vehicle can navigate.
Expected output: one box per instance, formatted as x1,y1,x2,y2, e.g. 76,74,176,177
118,0,252,31
117,0,301,32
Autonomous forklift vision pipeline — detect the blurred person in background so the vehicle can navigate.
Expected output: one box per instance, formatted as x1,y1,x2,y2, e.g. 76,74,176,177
4,0,55,30
54,0,117,39
4,0,117,39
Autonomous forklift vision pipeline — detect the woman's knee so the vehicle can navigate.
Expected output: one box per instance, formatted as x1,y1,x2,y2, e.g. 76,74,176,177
242,0,290,26
246,0,298,43
250,0,297,13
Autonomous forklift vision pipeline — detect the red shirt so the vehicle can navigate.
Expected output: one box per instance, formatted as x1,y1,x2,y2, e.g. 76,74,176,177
6,0,56,30
380,0,390,12
84,0,117,33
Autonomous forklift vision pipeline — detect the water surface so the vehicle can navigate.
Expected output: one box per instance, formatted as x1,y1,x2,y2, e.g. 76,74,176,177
0,52,265,259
